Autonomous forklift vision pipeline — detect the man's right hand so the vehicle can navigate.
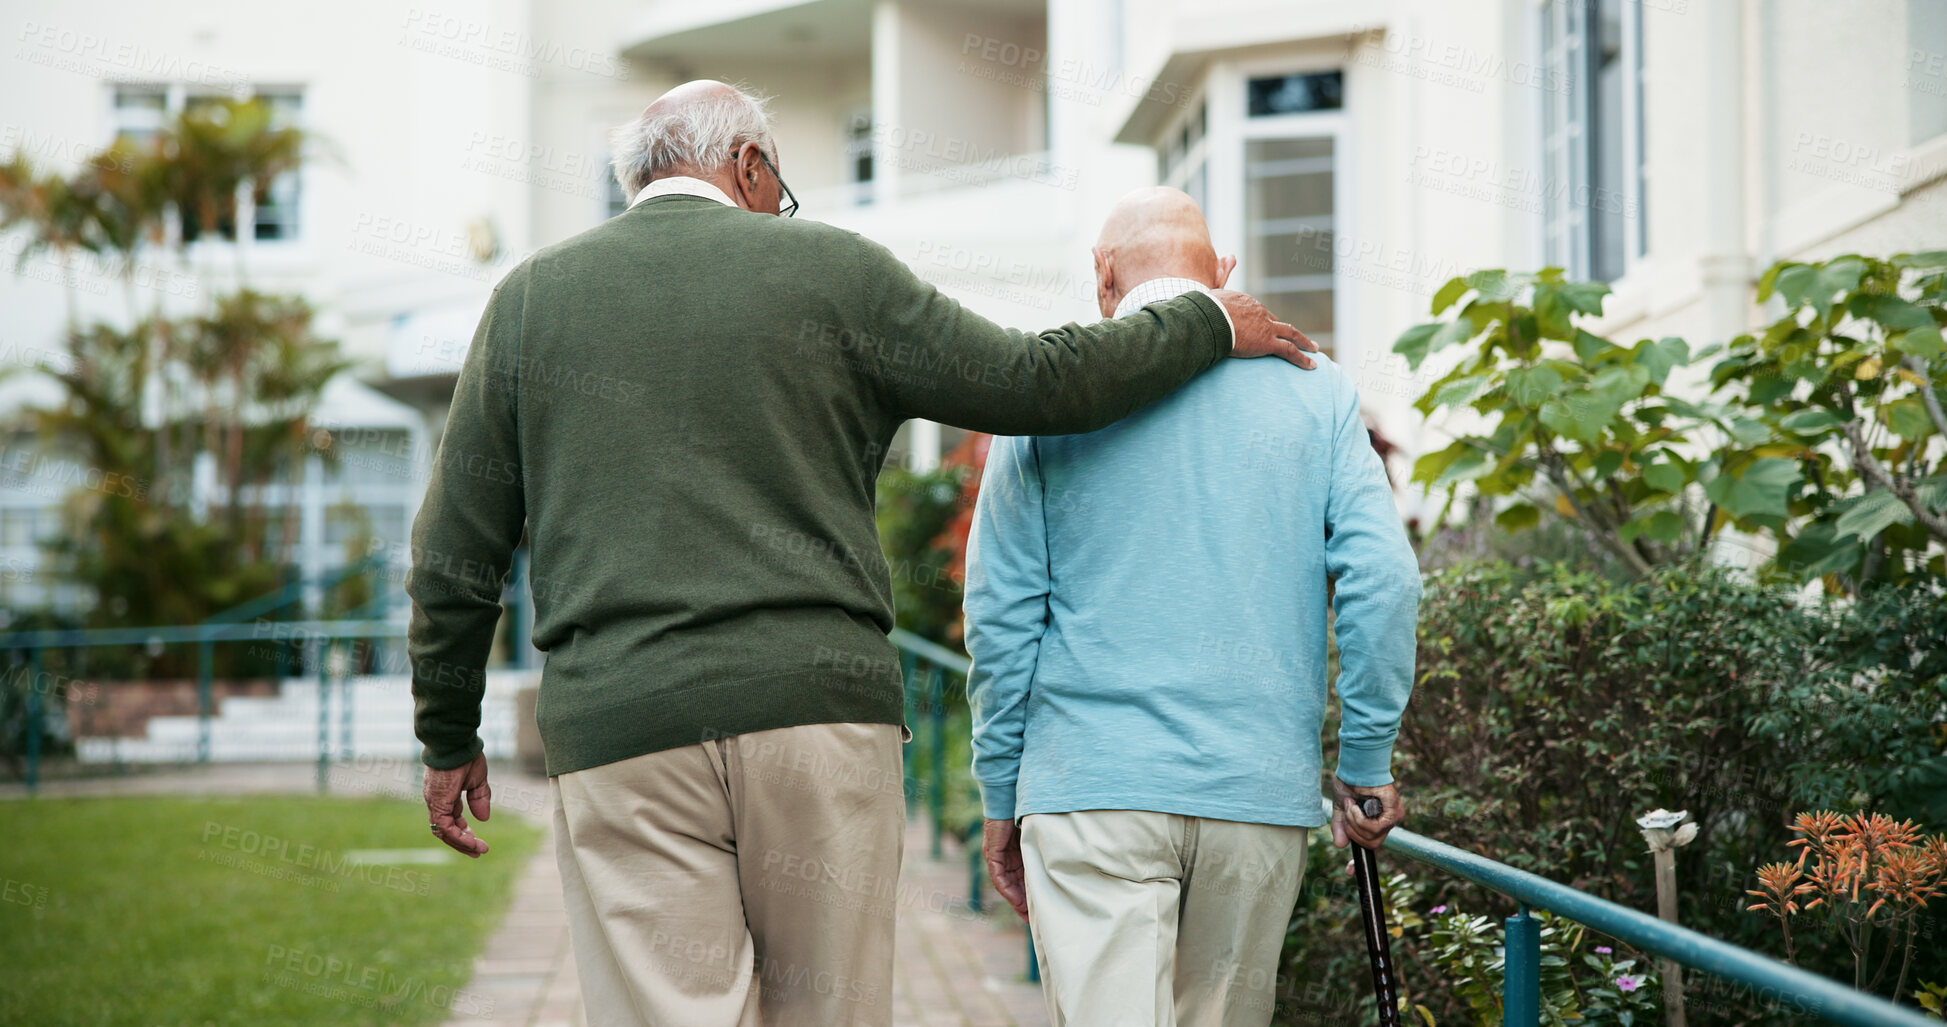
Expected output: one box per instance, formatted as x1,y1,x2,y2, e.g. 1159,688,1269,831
1331,776,1405,851
983,818,1030,922
1212,289,1318,370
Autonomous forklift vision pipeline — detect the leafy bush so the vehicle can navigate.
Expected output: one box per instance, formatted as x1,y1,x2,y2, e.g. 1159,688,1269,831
1713,254,1947,587
1394,255,1946,591
1275,560,1946,1026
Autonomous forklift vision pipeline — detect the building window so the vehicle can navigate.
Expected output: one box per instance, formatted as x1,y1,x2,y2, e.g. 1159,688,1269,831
113,84,306,244
1159,101,1208,213
1245,135,1336,355
1247,71,1343,117
111,85,168,147
253,90,303,241
1541,0,1645,282
845,108,874,205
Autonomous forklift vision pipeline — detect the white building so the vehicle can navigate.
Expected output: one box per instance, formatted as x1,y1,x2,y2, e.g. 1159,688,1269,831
3,0,1945,615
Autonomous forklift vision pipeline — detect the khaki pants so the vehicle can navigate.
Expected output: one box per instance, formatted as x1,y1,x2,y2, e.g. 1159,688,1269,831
551,722,907,1026
1021,810,1309,1027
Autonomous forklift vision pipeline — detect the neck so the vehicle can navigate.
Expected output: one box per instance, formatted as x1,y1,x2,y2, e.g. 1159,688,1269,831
1115,270,1212,309
655,167,748,210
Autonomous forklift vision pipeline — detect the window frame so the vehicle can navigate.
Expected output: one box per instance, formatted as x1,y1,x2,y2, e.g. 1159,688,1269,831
1537,0,1647,284
1187,56,1353,365
108,81,309,252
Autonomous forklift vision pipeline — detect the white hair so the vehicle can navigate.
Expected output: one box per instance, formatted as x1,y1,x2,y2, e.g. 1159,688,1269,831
608,86,778,198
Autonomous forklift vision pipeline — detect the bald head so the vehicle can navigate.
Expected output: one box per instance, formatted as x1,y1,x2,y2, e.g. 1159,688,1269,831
609,80,779,204
1092,188,1229,317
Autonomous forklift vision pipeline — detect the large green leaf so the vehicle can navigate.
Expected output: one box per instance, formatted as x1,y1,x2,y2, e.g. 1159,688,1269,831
1590,363,1652,404
1429,317,1476,358
1432,373,1496,409
1556,281,1609,317
1572,329,1615,365
1632,337,1690,386
1773,521,1867,580
1643,459,1687,494
1774,259,1866,321
1533,284,1574,340
1704,458,1802,521
1413,440,1491,490
1885,396,1935,440
1918,473,1947,511
1892,250,1947,269
1495,503,1541,531
1894,325,1944,358
1832,489,1914,543
1467,269,1515,302
1505,365,1565,408
1431,277,1470,315
1539,389,1625,444
1394,323,1439,368
1849,293,1935,330
1778,408,1844,436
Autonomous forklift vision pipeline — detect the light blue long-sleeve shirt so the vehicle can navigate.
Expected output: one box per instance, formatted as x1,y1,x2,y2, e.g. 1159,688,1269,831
964,283,1422,828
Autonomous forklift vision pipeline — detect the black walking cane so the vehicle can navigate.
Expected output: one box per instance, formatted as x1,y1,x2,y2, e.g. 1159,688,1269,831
1350,796,1401,1026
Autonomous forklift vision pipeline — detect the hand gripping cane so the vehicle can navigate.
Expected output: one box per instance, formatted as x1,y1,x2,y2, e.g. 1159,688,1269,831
1351,796,1401,1026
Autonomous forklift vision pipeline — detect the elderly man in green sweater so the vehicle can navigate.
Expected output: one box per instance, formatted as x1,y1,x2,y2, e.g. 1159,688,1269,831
409,79,1315,1027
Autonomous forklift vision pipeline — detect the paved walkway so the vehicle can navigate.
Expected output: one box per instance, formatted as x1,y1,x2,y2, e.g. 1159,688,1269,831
5,762,1050,1027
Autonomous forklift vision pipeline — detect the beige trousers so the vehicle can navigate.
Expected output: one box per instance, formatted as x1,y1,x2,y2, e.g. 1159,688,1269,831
550,722,907,1027
1020,810,1309,1027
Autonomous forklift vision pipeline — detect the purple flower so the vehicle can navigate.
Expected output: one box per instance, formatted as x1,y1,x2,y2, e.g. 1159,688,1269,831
1594,946,1613,955
1616,975,1644,993
1430,905,1449,915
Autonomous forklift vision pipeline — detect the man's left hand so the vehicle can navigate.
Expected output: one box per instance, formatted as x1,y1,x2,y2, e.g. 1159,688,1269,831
424,754,493,858
982,818,1030,922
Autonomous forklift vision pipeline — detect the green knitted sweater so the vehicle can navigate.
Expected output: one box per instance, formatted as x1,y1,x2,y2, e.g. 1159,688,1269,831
408,195,1231,775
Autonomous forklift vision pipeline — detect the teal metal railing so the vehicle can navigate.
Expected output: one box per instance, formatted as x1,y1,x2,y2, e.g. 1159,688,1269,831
1313,798,1936,1026
881,628,1936,1021
889,628,1042,984
2,555,407,792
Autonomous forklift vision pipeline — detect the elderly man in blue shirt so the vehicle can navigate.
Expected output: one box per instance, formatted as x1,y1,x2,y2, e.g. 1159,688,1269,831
965,187,1423,1027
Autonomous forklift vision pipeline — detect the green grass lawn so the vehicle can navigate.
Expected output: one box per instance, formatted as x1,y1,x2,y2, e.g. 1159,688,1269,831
0,794,541,1026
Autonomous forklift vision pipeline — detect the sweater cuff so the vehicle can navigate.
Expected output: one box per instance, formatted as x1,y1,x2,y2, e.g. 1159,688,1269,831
1334,741,1396,788
421,735,484,771
1182,290,1235,355
1199,288,1238,350
979,781,1018,821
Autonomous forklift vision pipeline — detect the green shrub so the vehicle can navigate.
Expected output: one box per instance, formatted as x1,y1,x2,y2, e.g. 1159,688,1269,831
1275,560,1946,1025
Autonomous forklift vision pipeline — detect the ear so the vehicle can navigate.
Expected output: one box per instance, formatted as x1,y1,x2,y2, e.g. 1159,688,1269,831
1215,253,1237,289
1093,247,1117,319
731,142,765,212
